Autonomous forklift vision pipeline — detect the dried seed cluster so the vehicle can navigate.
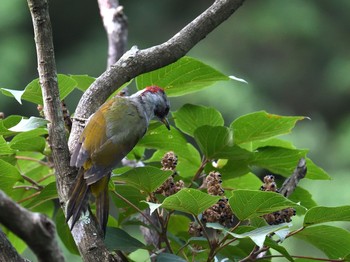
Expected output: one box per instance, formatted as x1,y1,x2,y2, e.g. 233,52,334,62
155,152,184,196
199,172,235,229
260,175,296,225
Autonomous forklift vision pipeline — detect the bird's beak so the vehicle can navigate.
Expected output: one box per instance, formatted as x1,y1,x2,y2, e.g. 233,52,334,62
161,117,170,130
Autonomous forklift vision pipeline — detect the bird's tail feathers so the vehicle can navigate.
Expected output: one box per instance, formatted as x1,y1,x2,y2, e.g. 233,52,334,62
96,186,109,237
66,168,90,230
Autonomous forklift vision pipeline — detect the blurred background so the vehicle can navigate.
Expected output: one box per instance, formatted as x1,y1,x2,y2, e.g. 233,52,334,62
1,0,350,260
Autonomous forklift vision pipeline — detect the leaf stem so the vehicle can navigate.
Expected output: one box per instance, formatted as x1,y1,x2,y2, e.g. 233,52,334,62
21,174,44,190
189,156,209,187
17,192,41,204
15,155,52,167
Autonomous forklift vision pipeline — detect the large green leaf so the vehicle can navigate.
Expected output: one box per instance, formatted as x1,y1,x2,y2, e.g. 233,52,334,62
69,74,95,91
105,227,146,252
223,172,262,190
173,104,224,137
305,157,330,180
288,187,317,210
136,56,230,97
303,206,350,227
229,189,305,221
161,188,220,215
138,122,187,153
194,125,252,160
0,115,22,136
110,184,148,211
55,208,79,255
294,225,350,259
264,237,294,261
9,128,48,152
24,182,58,209
231,111,305,145
113,166,172,194
251,146,308,177
0,159,22,194
2,74,78,105
0,136,15,156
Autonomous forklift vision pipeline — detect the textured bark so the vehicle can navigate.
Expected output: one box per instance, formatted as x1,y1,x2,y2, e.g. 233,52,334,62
27,0,122,261
279,158,307,197
0,229,30,262
0,190,64,262
97,0,128,67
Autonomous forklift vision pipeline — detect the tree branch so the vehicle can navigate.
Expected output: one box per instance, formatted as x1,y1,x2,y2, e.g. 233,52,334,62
27,0,122,261
68,0,245,151
279,158,307,197
97,0,128,67
0,190,64,262
0,229,30,262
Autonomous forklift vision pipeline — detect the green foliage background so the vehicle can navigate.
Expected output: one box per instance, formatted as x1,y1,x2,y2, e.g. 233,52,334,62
1,0,350,261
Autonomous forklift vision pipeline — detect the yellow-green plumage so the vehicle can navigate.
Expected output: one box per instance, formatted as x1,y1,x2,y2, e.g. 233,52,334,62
67,87,170,236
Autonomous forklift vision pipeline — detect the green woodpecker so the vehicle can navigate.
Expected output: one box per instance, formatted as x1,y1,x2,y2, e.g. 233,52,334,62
67,86,170,235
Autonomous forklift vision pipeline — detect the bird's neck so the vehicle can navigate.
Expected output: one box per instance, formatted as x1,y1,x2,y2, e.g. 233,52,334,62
129,93,156,124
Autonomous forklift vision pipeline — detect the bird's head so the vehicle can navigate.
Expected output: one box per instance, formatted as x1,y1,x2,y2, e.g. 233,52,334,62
134,86,170,130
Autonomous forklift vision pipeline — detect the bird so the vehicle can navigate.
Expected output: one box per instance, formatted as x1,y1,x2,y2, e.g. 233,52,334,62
66,86,170,236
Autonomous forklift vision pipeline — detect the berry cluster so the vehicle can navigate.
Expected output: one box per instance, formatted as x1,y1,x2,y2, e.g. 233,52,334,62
154,151,184,196
260,175,296,225
202,172,235,227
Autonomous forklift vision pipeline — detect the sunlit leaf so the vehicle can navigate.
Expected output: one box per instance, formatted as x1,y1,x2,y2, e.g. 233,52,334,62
305,158,330,180
0,136,15,156
136,56,230,97
229,189,305,221
113,166,171,194
56,74,77,100
251,146,308,177
161,188,220,215
0,159,22,195
231,111,305,144
294,225,350,259
173,104,224,137
304,206,350,226
24,182,58,209
69,74,95,91
0,115,22,136
194,126,251,160
9,128,47,152
288,187,317,210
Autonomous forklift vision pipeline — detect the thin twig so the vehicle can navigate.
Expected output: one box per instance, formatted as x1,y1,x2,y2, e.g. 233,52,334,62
21,174,44,190
279,158,307,197
36,173,54,183
13,185,41,191
15,155,52,167
189,156,209,187
17,192,41,204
